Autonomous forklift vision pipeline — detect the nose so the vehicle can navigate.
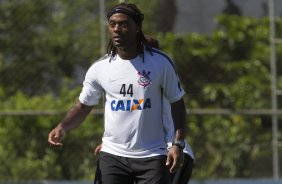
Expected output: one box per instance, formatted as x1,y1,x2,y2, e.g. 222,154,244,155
113,24,121,32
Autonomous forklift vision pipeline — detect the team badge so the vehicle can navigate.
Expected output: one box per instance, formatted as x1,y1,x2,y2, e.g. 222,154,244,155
137,70,152,88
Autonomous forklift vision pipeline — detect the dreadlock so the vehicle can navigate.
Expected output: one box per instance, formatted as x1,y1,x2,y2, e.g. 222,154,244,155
106,3,153,62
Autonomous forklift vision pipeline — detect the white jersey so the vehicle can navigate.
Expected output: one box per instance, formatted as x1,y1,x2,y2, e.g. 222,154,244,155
79,48,185,158
162,99,195,160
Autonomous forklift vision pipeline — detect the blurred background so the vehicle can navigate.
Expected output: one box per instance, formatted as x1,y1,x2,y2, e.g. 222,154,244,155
1,0,282,183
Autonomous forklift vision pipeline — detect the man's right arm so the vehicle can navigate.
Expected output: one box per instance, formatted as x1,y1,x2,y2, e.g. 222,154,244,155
48,101,93,146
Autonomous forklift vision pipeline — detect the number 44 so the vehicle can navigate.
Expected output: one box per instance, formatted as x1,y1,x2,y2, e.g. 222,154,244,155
120,84,133,97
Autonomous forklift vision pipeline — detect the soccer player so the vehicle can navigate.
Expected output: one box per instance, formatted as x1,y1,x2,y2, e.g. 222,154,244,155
48,3,187,184
94,35,194,184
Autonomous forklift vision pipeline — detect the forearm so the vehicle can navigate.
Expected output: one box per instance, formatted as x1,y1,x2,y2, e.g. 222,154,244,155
171,98,187,140
58,101,93,132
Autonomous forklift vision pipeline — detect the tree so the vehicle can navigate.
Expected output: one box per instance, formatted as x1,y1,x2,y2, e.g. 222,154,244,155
0,85,104,180
0,0,101,96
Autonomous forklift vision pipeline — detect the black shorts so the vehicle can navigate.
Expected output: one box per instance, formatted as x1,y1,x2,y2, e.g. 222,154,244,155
94,151,170,184
170,153,194,184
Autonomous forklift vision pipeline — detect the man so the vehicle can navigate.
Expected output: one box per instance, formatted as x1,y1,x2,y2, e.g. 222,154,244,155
94,35,194,184
48,3,187,184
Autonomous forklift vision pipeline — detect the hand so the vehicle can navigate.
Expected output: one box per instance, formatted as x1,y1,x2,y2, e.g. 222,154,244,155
94,144,102,156
48,126,65,147
166,145,184,173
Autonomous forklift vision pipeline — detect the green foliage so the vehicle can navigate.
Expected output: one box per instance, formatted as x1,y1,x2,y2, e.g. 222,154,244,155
0,84,104,180
159,15,273,110
0,0,101,96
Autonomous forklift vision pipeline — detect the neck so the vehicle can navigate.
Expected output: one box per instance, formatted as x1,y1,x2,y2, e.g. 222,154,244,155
116,44,140,60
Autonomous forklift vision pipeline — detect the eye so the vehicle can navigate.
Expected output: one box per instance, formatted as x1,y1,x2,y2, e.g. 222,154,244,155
109,21,116,28
120,22,128,28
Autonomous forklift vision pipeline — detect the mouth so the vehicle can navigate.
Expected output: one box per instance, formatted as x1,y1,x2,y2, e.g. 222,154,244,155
112,35,123,46
113,35,121,41
113,37,121,42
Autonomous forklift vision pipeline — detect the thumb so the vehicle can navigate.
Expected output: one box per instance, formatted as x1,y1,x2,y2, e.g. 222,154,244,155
166,154,171,166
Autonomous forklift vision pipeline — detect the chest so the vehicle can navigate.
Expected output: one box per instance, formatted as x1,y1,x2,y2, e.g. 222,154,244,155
100,60,160,98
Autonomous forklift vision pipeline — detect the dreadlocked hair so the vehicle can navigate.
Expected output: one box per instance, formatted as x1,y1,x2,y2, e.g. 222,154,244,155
106,3,154,62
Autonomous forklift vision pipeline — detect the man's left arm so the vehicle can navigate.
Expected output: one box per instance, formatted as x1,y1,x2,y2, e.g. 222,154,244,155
166,98,187,173
171,98,187,140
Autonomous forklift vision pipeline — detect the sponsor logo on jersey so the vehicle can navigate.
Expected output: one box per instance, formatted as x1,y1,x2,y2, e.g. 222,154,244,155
137,70,151,88
111,98,151,111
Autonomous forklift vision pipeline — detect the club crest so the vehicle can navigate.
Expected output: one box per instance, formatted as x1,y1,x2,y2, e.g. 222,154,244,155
137,70,152,88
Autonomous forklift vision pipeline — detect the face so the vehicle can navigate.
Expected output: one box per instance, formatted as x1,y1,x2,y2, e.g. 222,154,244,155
108,13,139,49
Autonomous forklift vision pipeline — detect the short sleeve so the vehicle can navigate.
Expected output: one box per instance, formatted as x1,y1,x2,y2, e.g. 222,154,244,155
79,65,103,106
162,58,185,103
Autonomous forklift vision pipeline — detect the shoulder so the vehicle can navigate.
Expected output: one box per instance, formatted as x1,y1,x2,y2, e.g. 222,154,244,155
85,54,110,77
148,48,170,59
89,54,111,70
96,54,111,62
145,47,176,71
94,54,111,65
